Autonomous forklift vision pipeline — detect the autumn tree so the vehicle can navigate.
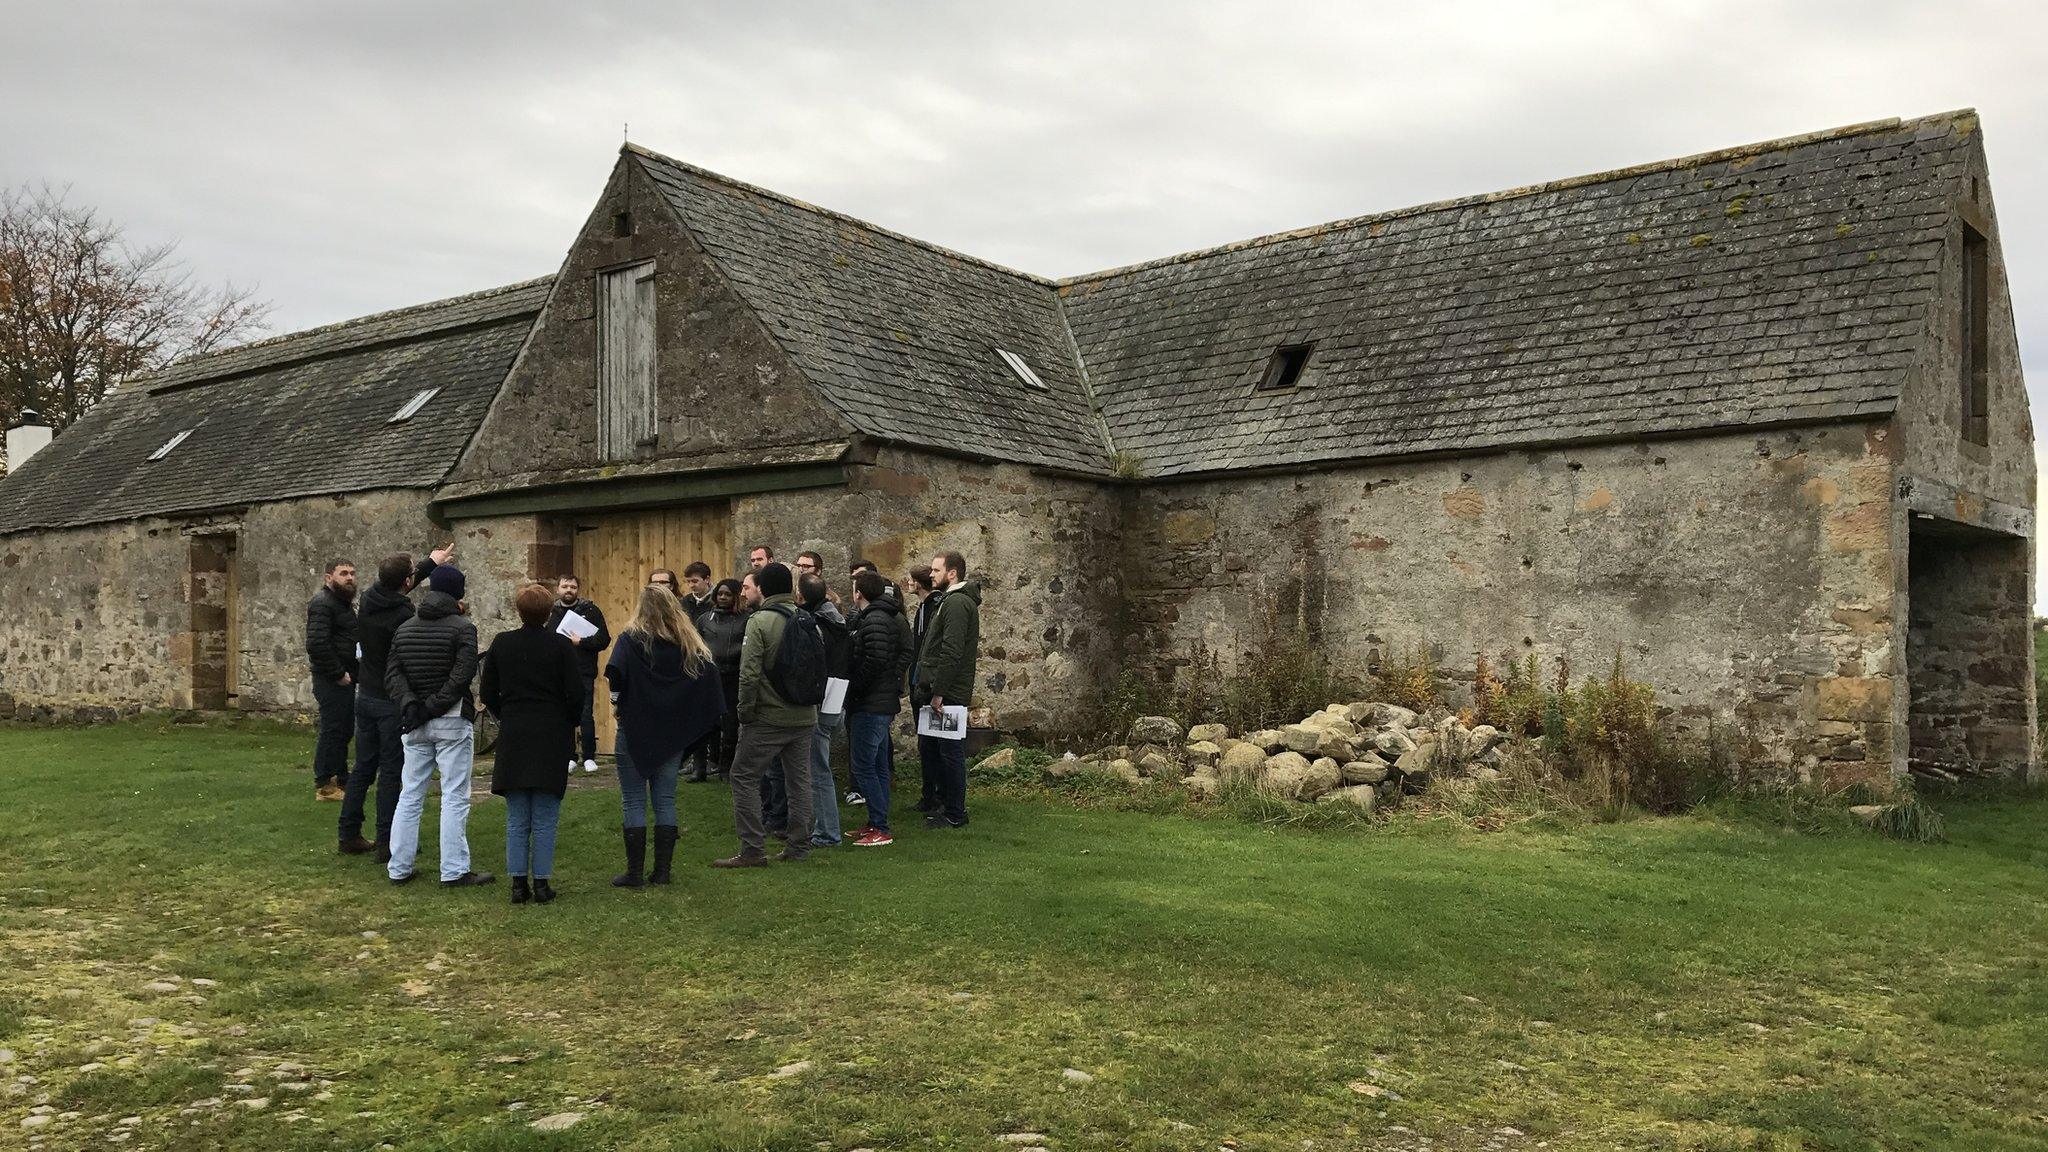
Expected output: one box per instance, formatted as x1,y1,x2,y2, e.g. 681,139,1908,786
0,183,269,430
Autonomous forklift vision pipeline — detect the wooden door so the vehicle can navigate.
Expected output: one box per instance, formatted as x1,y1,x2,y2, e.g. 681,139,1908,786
597,262,657,461
576,503,732,755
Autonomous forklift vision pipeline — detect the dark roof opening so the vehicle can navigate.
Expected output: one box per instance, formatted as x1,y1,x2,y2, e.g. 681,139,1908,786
1256,343,1315,392
613,211,633,238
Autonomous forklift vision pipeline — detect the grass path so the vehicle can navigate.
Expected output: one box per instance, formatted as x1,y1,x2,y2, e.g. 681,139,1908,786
2,719,2045,1151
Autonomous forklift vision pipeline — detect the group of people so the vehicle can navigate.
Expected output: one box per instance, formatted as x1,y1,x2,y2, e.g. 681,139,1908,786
303,542,982,902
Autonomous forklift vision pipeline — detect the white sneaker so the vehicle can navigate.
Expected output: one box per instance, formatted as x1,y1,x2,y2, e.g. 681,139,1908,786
567,759,578,773
845,791,866,806
583,759,600,774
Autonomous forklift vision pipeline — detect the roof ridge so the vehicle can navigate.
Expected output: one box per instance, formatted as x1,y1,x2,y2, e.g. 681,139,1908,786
1057,109,1973,287
148,274,556,390
623,143,1057,288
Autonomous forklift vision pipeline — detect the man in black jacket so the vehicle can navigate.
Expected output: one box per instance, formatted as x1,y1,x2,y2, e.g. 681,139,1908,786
305,559,359,802
544,574,611,774
846,569,910,846
341,545,449,858
384,565,491,887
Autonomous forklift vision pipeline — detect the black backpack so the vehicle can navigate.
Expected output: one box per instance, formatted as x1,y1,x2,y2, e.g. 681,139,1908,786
767,604,829,706
816,613,856,680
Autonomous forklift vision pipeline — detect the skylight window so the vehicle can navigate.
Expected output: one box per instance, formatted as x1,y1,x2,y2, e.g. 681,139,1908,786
996,348,1048,391
1256,343,1316,392
387,387,441,424
146,429,193,461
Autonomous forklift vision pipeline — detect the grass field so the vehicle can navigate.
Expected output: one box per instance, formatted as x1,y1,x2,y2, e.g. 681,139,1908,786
2,719,2045,1151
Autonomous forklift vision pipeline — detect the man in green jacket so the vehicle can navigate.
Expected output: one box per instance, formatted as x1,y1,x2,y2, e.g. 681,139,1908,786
714,563,817,867
912,551,981,830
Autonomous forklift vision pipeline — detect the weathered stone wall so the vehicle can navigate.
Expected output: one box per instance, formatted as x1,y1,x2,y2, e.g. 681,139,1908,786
445,157,848,490
1905,527,2033,777
0,490,555,720
731,447,1123,732
1118,422,1903,783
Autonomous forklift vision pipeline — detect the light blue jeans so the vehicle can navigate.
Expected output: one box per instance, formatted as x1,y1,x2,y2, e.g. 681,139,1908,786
388,717,474,882
504,790,562,878
616,735,680,830
809,709,845,846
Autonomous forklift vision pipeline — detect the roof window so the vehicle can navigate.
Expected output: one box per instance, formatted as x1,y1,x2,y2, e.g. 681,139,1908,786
146,429,193,461
1257,343,1315,392
388,386,442,424
996,348,1048,391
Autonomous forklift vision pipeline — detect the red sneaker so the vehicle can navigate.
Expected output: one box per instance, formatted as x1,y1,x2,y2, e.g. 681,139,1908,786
854,828,893,847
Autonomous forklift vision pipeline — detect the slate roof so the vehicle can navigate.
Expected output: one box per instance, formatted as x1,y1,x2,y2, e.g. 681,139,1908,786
1060,112,1976,476
0,278,550,534
629,147,1115,474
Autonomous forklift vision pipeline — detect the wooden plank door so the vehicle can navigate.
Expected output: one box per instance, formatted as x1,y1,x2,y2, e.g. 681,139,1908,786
597,262,657,461
576,503,732,755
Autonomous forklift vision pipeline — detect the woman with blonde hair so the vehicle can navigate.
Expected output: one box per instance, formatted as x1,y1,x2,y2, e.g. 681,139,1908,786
479,582,583,905
603,584,725,887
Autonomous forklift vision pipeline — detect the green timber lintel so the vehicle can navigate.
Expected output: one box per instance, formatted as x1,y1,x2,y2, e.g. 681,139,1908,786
430,462,848,523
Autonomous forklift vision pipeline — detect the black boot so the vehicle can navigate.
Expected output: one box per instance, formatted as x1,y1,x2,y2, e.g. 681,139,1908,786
510,876,532,905
649,825,679,884
532,878,556,904
612,827,647,888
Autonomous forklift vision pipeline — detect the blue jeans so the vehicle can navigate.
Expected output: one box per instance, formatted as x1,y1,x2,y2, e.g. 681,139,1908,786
388,717,475,881
809,710,845,845
342,692,403,844
847,711,894,832
616,738,680,829
504,790,562,878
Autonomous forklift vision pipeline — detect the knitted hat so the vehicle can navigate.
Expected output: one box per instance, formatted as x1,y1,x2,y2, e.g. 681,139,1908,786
428,564,466,600
754,561,793,598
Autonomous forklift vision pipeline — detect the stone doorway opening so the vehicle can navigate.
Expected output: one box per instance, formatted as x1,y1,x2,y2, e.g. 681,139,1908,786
1904,517,2033,780
188,532,239,710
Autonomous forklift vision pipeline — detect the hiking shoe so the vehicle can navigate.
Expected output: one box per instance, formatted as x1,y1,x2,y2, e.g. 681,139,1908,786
711,853,769,869
315,780,344,802
338,835,375,855
854,828,894,847
582,759,600,774
845,791,866,806
440,871,496,888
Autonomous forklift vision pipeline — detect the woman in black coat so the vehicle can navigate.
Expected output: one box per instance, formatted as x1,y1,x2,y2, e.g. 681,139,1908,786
479,583,583,905
606,584,724,888
693,579,747,779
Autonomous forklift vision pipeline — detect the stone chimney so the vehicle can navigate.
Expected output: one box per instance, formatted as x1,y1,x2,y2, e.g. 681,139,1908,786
5,409,53,473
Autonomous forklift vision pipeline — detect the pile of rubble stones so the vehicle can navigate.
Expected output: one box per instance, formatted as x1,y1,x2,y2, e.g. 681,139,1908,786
1041,704,1514,810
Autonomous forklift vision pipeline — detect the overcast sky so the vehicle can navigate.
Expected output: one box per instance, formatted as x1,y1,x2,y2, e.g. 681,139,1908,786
4,0,2045,590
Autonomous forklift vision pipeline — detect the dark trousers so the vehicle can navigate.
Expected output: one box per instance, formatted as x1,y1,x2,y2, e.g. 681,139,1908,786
343,692,404,843
916,704,940,810
311,677,355,786
714,667,740,771
761,759,789,832
730,722,813,858
573,675,597,763
919,733,969,824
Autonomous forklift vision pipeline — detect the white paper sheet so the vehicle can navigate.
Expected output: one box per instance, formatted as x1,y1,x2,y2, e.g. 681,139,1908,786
820,677,850,715
916,703,969,741
554,610,598,641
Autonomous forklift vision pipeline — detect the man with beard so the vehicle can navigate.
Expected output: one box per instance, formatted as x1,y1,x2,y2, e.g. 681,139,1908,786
544,574,612,774
305,559,360,802
912,552,981,830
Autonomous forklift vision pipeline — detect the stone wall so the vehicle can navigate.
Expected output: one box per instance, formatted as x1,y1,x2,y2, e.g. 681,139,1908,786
731,446,1123,732
1117,422,1903,784
0,490,554,720
1905,526,2034,777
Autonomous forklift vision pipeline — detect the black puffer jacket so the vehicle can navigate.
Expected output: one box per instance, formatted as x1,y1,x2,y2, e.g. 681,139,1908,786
304,586,359,684
848,597,910,715
385,591,479,729
355,562,429,701
696,608,746,680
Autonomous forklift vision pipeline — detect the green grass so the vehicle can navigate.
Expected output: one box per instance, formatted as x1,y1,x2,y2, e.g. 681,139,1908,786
2,719,2046,1151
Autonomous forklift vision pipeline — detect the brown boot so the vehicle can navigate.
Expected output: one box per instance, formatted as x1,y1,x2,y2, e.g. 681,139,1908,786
710,852,768,869
338,835,375,855
315,779,344,802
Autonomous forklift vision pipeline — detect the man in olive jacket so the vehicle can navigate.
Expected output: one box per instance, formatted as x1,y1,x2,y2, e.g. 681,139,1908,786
714,563,816,868
912,551,981,829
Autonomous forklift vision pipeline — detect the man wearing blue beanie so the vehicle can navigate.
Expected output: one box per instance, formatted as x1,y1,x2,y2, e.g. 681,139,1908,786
384,564,493,887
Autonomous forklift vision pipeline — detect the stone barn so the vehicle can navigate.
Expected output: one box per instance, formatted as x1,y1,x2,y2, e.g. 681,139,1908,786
0,109,2032,783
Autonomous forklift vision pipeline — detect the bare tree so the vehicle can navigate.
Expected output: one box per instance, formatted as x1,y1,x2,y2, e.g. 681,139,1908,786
0,183,269,429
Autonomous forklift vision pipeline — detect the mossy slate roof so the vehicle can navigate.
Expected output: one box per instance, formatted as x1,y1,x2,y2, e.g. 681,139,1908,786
0,279,550,533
